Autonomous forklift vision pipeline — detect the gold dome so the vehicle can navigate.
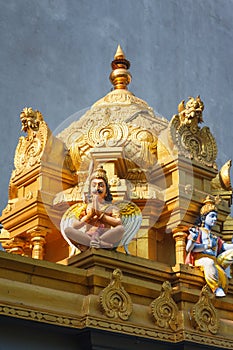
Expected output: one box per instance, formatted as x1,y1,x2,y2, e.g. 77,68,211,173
57,46,168,174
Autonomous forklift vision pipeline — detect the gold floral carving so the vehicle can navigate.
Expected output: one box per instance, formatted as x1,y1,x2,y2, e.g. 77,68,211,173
190,285,219,334
13,107,49,178
168,96,217,168
99,268,132,320
150,281,179,331
129,127,157,167
70,121,158,171
87,116,129,148
57,104,167,172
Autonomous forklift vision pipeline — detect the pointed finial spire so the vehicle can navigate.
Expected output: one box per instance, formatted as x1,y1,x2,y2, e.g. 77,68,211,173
109,45,131,90
114,44,125,59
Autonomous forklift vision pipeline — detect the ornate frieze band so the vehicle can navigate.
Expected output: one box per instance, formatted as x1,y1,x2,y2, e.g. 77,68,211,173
0,304,83,328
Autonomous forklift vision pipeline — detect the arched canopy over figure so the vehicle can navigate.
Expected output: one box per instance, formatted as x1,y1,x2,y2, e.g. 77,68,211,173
60,165,142,254
186,196,233,297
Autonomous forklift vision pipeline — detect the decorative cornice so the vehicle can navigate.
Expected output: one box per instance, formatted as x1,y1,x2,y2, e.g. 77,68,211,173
86,316,176,342
0,304,83,328
0,249,233,348
185,332,233,349
1,303,233,348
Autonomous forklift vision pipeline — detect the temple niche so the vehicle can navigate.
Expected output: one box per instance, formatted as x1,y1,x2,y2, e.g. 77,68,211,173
1,46,233,349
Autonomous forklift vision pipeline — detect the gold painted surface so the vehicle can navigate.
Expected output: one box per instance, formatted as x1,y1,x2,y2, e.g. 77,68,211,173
0,250,233,348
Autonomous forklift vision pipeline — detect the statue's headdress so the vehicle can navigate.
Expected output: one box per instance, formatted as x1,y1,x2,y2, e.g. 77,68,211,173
200,195,219,216
90,165,109,184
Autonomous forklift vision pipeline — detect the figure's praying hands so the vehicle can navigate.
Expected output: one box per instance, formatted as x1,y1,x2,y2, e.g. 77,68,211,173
64,167,124,249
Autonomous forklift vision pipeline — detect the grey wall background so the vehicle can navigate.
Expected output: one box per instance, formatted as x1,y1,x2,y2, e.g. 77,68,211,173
1,0,233,215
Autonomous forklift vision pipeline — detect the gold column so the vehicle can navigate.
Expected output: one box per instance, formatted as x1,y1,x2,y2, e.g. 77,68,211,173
172,226,188,265
28,227,48,260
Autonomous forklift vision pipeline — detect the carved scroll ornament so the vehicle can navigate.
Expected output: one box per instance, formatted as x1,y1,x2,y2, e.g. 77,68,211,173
190,285,219,334
67,110,158,171
150,281,179,331
168,96,217,168
99,269,132,321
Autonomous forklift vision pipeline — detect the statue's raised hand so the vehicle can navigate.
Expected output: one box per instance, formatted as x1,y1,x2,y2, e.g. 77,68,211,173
92,194,104,218
189,227,199,241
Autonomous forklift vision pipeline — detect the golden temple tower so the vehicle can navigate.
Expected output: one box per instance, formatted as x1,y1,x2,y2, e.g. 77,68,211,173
0,47,233,349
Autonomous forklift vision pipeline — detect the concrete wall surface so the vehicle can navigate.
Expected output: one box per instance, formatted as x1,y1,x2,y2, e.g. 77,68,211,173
1,0,233,214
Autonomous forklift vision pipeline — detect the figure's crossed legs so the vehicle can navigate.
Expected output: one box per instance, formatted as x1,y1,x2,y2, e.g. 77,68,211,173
90,225,125,248
65,225,125,249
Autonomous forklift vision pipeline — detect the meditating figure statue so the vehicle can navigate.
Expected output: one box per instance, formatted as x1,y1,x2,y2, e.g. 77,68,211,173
60,165,142,254
186,196,233,297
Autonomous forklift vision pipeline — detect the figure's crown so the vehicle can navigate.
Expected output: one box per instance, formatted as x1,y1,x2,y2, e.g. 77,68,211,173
90,165,108,184
200,195,218,216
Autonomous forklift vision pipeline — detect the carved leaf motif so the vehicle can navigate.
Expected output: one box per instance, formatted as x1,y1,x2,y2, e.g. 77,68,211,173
150,281,179,331
87,121,129,147
99,269,132,321
190,285,219,334
129,127,157,167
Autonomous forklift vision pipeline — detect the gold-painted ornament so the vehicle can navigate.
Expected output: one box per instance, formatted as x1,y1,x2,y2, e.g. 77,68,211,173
168,96,217,168
99,268,132,320
150,281,179,331
190,285,219,334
